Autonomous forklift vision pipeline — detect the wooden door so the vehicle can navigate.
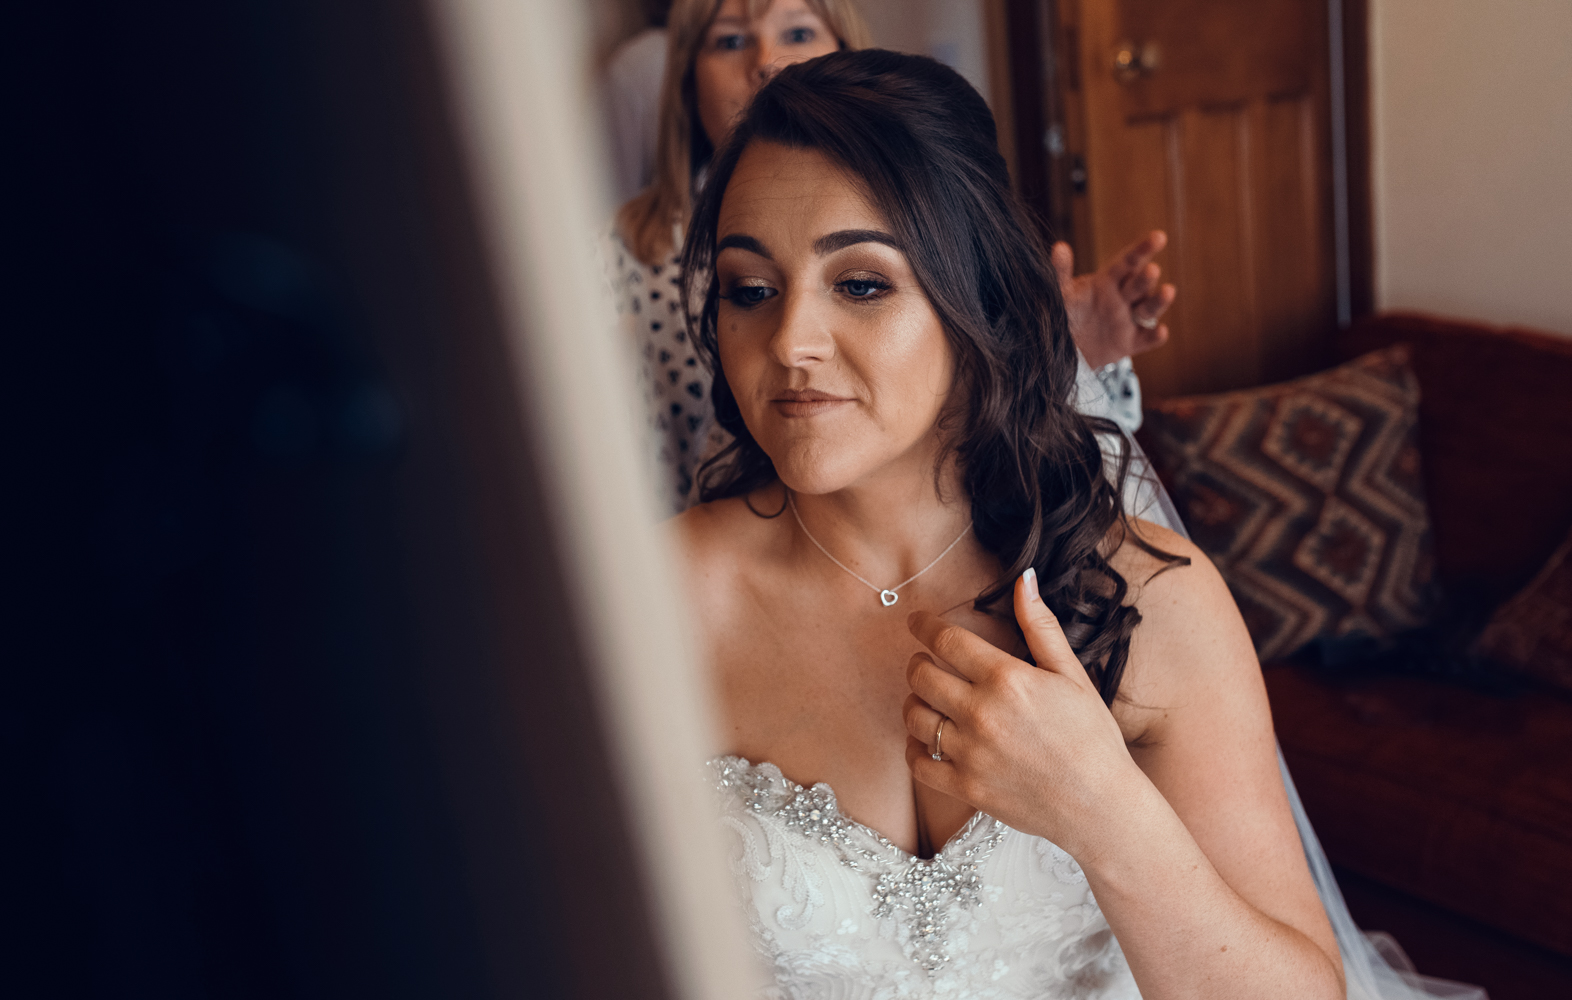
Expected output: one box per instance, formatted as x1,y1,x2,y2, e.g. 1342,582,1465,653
1059,0,1337,397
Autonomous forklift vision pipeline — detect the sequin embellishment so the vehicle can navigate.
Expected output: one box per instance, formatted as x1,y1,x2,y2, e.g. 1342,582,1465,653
712,756,1006,977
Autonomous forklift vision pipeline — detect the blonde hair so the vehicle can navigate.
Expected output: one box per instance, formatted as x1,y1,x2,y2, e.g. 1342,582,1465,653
615,0,872,265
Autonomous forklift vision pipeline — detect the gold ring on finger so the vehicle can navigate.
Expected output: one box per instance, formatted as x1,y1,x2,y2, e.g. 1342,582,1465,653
931,717,948,761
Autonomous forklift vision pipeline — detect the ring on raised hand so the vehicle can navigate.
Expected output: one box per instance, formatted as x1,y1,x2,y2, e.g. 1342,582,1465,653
931,717,948,761
1134,312,1159,330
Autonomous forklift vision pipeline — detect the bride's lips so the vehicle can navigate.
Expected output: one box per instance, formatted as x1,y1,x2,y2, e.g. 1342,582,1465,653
770,388,855,417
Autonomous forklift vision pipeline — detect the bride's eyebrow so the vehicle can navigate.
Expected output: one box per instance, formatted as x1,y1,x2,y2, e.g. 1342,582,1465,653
813,229,902,255
717,233,771,259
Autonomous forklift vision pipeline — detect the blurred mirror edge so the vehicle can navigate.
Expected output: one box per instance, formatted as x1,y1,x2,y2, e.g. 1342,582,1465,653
419,1,756,999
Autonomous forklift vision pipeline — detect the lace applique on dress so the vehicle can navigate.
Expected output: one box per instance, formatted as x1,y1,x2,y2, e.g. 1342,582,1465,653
713,756,1006,977
710,754,1139,998
712,756,1141,1000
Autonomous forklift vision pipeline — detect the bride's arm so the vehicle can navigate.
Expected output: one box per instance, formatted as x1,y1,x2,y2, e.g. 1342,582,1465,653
901,528,1343,1000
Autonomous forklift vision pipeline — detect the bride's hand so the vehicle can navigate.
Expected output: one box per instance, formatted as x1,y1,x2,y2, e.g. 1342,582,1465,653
902,568,1146,859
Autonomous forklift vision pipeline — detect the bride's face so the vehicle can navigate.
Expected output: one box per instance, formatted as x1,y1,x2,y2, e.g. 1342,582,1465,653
714,142,956,495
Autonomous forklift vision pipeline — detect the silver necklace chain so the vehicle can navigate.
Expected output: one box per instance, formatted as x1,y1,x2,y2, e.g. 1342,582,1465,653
787,492,973,607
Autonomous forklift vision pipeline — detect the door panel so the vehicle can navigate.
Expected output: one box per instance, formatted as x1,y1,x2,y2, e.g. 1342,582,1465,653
1253,93,1331,381
1067,0,1335,397
1177,105,1257,393
1116,0,1316,114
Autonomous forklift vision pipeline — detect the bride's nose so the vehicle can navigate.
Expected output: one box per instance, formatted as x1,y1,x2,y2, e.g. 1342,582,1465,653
768,287,835,368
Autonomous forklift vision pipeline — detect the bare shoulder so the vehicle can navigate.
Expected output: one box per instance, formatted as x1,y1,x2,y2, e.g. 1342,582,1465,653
1109,519,1234,634
668,485,789,621
1106,518,1262,715
670,495,748,589
671,489,781,565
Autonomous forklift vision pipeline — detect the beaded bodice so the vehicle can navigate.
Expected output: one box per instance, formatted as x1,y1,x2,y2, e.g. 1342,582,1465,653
710,756,1140,999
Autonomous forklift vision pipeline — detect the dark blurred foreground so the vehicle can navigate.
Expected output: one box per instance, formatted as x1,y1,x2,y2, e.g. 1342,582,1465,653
3,2,666,997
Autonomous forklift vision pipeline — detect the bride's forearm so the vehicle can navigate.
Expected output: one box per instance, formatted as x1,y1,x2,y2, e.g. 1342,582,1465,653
1069,773,1343,1000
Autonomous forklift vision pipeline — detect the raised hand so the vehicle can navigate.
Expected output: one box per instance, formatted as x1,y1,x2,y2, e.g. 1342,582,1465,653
1053,231,1177,370
901,568,1143,860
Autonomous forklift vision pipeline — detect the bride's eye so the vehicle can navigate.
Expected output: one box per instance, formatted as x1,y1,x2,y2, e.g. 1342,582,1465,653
724,284,776,307
836,277,891,300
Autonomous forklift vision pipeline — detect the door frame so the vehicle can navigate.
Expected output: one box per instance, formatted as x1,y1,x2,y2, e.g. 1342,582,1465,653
1339,0,1374,322
998,0,1374,326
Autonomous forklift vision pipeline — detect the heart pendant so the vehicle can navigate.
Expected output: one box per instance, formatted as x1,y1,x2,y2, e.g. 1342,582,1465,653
880,589,899,607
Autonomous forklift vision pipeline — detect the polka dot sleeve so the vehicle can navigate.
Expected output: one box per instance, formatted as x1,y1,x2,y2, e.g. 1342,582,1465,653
603,230,715,515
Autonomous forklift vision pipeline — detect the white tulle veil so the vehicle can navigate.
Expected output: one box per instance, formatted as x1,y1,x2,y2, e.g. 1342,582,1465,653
1114,420,1487,1000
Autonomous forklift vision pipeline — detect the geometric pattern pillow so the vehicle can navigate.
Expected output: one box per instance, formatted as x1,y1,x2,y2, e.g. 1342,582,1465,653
1137,345,1439,661
1474,524,1572,693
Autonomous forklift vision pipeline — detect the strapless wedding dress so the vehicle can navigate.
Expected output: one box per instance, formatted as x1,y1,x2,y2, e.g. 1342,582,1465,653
705,373,1488,999
711,756,1140,999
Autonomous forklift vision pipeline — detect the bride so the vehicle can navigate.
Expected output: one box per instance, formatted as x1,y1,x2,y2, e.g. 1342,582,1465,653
672,48,1343,998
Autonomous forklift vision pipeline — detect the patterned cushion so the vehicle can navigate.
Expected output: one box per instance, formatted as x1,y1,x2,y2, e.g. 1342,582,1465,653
1137,346,1439,660
1474,526,1572,692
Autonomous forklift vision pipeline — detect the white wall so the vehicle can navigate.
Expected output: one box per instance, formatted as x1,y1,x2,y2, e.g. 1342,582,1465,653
1371,0,1572,336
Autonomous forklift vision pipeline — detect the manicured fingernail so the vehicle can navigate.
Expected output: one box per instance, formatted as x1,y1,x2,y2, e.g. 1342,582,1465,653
1022,566,1039,602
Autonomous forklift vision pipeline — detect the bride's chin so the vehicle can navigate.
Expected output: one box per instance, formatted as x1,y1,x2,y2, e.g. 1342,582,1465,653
765,445,876,498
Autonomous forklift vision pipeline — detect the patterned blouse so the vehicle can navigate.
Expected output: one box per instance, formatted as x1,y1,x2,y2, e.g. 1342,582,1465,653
605,230,716,513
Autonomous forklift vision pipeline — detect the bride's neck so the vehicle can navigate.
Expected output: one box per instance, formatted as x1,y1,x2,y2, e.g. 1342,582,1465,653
785,457,974,584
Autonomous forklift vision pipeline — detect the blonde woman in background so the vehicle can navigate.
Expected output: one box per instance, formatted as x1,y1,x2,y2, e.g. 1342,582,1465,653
606,0,1178,512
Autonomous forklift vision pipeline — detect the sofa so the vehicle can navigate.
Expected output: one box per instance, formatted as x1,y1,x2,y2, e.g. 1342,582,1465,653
1145,312,1572,1000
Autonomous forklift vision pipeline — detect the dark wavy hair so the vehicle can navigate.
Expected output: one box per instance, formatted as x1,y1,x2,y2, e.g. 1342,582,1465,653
679,49,1185,703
